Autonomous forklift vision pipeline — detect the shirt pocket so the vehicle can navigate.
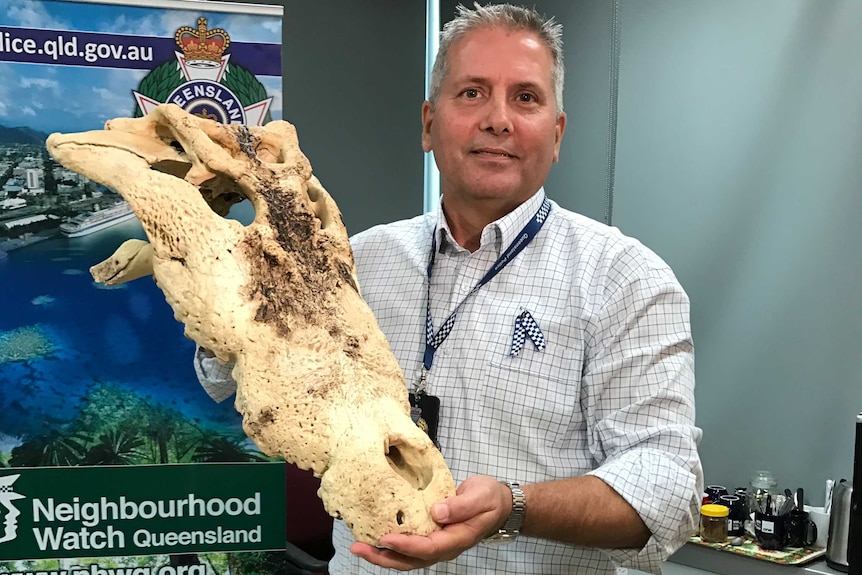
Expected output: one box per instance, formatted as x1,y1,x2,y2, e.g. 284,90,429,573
481,301,583,449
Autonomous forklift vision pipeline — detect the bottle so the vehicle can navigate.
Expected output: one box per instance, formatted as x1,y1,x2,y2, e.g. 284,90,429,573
701,504,730,543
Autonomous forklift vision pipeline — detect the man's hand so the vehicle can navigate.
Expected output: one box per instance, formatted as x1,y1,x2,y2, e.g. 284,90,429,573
349,475,511,570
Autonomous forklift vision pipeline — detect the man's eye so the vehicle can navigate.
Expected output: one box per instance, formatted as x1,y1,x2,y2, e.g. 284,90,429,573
462,89,479,98
518,93,536,102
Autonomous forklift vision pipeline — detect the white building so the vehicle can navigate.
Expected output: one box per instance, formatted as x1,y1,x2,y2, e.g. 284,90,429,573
2,214,48,229
3,180,23,193
26,168,42,189
0,198,26,210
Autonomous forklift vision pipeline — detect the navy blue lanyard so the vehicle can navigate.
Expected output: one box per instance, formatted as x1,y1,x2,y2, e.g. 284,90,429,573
422,198,551,375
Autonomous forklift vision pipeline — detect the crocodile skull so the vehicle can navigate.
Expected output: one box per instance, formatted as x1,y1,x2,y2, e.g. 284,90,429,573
45,103,455,544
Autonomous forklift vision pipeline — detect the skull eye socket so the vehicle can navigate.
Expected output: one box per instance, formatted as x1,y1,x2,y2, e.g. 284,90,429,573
385,441,433,491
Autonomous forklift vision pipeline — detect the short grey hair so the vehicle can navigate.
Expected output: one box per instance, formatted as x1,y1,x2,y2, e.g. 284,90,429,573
428,3,565,115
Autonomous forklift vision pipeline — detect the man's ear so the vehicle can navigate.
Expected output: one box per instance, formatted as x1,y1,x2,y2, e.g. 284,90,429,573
553,111,567,163
421,100,434,153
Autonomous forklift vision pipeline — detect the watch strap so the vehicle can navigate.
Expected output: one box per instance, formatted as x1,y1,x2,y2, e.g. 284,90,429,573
482,481,526,544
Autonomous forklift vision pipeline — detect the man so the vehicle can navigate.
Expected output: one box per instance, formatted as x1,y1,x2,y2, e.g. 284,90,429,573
196,4,703,574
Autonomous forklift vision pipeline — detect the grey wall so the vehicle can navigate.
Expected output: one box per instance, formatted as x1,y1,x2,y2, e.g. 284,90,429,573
239,0,427,235
612,0,862,497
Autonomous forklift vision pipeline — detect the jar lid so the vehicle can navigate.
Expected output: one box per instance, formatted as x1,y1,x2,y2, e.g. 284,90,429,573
701,504,730,517
750,470,777,488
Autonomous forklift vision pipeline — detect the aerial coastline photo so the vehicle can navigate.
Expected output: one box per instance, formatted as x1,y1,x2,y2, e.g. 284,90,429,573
0,139,134,255
0,127,267,465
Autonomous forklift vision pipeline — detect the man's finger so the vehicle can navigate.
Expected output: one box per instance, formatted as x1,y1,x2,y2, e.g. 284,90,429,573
349,542,431,571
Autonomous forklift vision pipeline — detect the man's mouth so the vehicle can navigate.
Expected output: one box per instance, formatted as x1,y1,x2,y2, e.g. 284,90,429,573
472,148,516,158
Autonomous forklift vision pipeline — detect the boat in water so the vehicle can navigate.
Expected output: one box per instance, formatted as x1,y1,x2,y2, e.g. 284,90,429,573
60,201,137,238
0,231,58,253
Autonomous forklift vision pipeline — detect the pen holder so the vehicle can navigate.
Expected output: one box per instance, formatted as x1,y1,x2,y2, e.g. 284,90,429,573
755,511,790,550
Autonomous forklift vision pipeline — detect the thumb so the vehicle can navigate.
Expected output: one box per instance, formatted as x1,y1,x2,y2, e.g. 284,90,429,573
431,478,507,525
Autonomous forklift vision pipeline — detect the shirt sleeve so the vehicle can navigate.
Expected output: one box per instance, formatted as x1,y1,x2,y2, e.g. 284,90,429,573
582,248,704,575
193,345,238,403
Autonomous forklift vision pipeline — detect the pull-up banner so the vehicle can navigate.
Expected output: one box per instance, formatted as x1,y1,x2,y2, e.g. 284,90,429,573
0,0,285,571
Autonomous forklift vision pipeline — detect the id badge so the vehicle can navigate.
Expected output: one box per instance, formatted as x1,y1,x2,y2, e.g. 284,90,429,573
408,392,440,445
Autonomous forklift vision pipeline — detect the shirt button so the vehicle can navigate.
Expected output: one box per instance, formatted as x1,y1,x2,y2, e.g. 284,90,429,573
444,348,452,356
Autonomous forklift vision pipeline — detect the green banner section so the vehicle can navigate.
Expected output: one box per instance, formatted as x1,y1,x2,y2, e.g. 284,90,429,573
0,463,286,561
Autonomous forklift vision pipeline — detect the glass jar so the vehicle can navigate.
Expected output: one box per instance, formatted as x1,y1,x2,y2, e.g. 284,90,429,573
701,503,730,543
749,470,777,515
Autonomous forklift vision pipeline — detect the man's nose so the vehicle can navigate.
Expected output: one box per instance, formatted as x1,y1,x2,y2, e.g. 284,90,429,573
479,96,513,134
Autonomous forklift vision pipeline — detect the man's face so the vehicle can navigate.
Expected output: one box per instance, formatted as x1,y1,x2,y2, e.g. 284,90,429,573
422,26,566,208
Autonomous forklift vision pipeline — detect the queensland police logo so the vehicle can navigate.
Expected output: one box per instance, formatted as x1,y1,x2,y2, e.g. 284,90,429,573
132,18,273,126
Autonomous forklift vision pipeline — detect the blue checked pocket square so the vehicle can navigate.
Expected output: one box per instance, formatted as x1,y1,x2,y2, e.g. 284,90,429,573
509,309,546,357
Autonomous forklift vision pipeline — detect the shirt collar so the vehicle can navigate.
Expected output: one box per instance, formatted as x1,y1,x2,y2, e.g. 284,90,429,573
435,188,547,257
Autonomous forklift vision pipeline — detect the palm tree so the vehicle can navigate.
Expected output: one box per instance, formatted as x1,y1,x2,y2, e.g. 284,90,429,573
170,424,208,463
9,429,87,467
142,404,179,464
192,434,268,463
82,427,145,465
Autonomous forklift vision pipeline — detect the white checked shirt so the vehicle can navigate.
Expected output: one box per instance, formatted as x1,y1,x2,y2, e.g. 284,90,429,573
195,189,703,575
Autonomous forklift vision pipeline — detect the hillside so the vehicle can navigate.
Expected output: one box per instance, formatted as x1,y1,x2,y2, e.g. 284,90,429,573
0,124,49,145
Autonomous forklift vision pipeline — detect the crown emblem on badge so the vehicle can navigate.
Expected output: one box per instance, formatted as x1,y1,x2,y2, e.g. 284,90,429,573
174,17,230,63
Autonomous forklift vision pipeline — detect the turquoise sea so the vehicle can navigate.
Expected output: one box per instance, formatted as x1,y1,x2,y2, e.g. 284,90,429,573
0,216,242,448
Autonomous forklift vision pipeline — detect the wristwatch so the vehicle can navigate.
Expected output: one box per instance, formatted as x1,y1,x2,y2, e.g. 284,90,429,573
482,481,526,544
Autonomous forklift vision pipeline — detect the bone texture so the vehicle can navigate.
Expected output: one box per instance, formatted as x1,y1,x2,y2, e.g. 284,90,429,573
45,104,455,544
